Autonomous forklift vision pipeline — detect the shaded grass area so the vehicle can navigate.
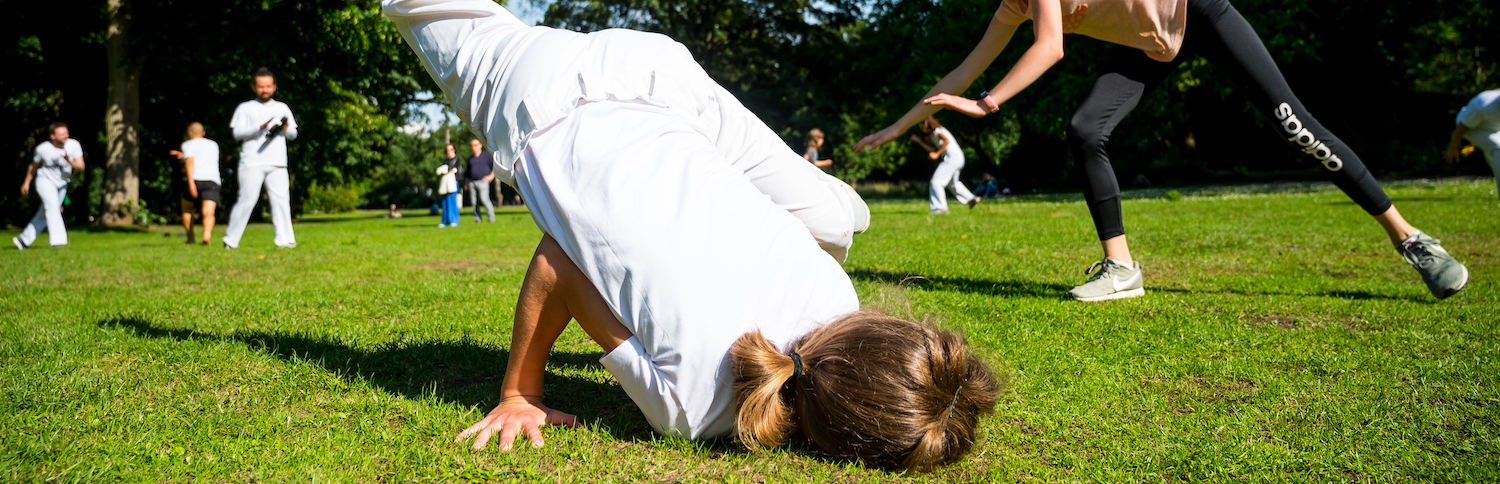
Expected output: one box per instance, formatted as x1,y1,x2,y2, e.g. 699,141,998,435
2,179,1498,481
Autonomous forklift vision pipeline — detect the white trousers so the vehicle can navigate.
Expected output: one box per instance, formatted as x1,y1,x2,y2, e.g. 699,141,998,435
929,153,974,212
654,52,867,262
1464,128,1500,197
223,164,296,248
19,177,67,247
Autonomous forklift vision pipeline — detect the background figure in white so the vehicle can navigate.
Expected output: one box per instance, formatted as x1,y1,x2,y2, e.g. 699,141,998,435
223,67,299,249
1445,89,1500,198
912,117,974,214
15,122,85,249
381,0,868,263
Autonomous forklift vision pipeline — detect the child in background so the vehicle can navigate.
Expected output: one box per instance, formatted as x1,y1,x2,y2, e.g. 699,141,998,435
436,144,462,227
803,128,833,168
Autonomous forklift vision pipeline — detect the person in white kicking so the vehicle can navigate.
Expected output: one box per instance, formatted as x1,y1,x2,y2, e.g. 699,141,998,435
382,0,868,263
223,67,298,249
14,122,85,250
911,117,976,214
1445,89,1500,198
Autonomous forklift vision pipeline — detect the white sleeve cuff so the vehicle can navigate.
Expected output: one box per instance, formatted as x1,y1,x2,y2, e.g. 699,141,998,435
599,336,691,437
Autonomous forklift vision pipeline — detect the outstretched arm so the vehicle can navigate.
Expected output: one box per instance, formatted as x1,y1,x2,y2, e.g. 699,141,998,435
855,15,1021,151
456,234,632,451
1444,122,1471,163
856,0,1064,151
925,0,1065,117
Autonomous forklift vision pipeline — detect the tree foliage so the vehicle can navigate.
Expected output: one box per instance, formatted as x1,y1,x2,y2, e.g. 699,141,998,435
539,0,1497,189
3,0,441,225
3,0,1495,228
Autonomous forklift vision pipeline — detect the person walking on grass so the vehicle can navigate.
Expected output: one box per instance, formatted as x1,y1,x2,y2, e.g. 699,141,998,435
912,117,979,214
224,67,298,249
802,128,833,168
467,138,497,222
1445,89,1500,198
856,0,1468,301
436,143,462,227
14,122,84,250
383,0,1001,471
169,122,222,245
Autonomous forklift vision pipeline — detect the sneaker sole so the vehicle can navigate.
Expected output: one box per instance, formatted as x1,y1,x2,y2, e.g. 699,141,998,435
1074,288,1146,302
1437,265,1470,300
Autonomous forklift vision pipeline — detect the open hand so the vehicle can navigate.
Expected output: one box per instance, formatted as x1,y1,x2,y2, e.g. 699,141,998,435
855,126,902,152
169,150,185,160
456,395,578,451
922,93,988,118
1442,147,1461,164
190,185,199,198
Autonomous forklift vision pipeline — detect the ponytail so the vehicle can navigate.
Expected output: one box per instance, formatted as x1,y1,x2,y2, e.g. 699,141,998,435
730,330,797,450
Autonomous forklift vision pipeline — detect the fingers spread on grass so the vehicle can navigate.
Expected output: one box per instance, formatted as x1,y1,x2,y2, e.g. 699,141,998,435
525,424,546,449
497,423,522,451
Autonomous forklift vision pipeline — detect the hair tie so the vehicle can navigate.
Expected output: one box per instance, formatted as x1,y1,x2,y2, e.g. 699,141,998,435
790,352,804,378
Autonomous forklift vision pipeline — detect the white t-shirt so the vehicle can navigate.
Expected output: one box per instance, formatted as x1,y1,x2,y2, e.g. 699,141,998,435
32,139,83,186
1460,90,1500,153
932,126,963,161
230,99,298,167
181,138,222,184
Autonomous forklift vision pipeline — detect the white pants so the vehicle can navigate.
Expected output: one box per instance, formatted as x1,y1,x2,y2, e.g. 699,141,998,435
1464,128,1500,197
223,164,295,248
18,177,67,247
929,154,974,212
653,51,867,262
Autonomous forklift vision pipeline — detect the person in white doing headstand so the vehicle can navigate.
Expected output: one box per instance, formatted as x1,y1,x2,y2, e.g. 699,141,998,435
223,67,299,249
382,0,868,263
14,122,85,250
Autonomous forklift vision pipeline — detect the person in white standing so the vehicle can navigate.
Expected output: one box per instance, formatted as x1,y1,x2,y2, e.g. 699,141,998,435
223,67,298,249
169,122,222,245
912,117,977,214
1444,89,1500,198
15,123,85,250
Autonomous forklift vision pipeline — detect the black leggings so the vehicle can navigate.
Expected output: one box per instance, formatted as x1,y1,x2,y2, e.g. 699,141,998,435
1068,0,1392,241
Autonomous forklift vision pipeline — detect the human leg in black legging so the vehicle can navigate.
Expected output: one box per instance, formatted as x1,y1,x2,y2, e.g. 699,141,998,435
1069,0,1421,261
1067,48,1180,243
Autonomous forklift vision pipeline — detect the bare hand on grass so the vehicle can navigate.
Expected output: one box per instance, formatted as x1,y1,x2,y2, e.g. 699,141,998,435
456,395,578,451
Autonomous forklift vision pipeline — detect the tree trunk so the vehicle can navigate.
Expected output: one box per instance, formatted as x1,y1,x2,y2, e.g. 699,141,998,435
102,0,141,227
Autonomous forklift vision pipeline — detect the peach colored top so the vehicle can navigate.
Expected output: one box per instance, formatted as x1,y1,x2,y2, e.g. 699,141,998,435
996,0,1188,62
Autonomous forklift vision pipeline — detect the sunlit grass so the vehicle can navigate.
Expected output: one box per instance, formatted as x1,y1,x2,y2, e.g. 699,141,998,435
2,178,1497,481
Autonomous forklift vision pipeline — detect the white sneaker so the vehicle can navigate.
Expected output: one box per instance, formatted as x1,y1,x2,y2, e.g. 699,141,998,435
1069,258,1145,302
12,237,26,250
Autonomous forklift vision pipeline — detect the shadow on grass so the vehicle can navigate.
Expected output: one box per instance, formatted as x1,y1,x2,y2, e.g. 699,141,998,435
846,268,1074,299
97,316,665,444
848,268,1425,302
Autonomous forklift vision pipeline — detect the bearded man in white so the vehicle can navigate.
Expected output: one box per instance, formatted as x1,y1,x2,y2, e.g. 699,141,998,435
14,122,85,250
223,67,299,249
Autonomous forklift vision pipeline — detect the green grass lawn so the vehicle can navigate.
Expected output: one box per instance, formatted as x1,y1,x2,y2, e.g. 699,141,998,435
3,178,1497,482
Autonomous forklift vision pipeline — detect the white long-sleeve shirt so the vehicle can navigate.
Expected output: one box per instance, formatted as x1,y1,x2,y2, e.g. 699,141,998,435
230,99,299,167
